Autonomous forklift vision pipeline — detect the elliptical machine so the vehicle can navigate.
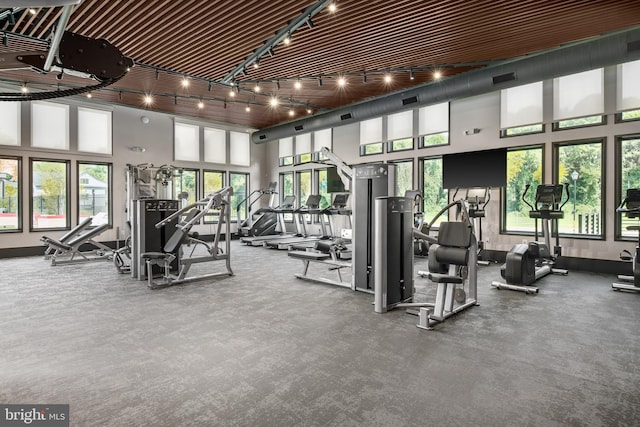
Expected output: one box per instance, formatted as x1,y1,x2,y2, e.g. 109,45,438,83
492,183,569,294
612,188,640,292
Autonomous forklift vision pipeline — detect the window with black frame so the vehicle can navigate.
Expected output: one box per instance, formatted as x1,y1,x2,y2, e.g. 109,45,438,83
501,146,543,234
359,117,384,156
500,81,544,137
616,59,640,123
418,102,449,148
31,158,70,231
553,68,605,130
203,170,225,223
616,135,640,239
78,161,112,226
420,156,448,227
230,172,248,222
554,139,604,238
0,156,21,232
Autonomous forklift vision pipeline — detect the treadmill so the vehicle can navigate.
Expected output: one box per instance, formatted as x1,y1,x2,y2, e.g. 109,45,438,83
240,195,297,246
264,195,326,250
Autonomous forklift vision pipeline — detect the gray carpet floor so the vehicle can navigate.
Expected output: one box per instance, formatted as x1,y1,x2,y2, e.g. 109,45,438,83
1,241,639,426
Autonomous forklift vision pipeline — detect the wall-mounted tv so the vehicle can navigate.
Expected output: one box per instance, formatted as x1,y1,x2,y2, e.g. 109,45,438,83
442,148,507,189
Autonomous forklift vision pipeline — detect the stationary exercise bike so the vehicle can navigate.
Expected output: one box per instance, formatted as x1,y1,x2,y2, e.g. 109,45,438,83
492,183,569,294
612,188,640,292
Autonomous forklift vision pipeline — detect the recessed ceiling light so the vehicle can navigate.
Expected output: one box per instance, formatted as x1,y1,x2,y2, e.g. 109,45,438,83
144,95,153,104
328,3,336,12
245,105,251,112
294,80,302,90
270,97,279,107
288,110,295,117
337,76,346,87
229,90,235,97
181,78,189,88
384,74,392,83
254,84,261,93
433,70,442,80
283,36,291,46
86,93,92,98
197,101,204,109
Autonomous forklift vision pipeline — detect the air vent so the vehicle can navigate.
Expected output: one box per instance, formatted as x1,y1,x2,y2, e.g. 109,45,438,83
628,40,640,53
402,96,418,105
340,113,352,120
294,124,304,131
492,72,516,85
258,134,267,140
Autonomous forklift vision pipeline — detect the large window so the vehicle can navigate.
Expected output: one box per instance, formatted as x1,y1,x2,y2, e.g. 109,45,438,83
360,117,383,155
0,102,20,146
297,170,312,223
31,159,70,230
502,146,543,233
0,156,21,231
390,159,414,197
295,133,312,164
204,127,226,164
316,169,330,210
279,137,294,166
616,60,640,123
419,102,449,147
229,131,250,167
174,122,200,162
616,135,640,239
553,68,604,130
554,139,604,237
421,157,448,227
78,162,111,226
31,102,69,150
280,171,295,221
176,168,199,206
78,107,112,155
203,170,225,223
230,172,248,222
387,110,414,152
500,81,544,137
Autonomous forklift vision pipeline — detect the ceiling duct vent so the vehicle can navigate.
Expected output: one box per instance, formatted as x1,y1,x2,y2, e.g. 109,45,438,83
294,124,304,131
492,72,517,85
251,27,640,144
628,39,640,53
402,96,418,105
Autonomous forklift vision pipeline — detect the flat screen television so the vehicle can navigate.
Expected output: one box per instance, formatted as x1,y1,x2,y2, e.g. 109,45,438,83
442,148,507,189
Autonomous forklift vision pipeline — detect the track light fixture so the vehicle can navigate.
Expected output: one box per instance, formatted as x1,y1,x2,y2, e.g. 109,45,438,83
276,80,280,90
221,0,336,84
363,72,367,83
306,17,314,29
2,33,7,47
318,76,323,87
20,83,28,93
409,69,415,80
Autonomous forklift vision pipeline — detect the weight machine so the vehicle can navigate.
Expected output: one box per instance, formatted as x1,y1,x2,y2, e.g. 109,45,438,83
374,197,479,330
612,188,640,292
140,186,234,289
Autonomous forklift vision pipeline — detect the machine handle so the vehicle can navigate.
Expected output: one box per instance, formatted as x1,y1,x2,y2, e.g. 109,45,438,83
522,184,534,211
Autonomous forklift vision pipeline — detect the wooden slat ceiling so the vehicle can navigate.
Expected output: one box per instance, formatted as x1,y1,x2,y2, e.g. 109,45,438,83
2,0,640,130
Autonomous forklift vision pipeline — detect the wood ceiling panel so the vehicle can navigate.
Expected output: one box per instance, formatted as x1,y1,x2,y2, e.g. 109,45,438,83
1,0,640,129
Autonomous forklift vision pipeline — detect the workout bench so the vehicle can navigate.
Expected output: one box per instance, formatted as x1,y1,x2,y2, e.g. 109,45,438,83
41,220,112,266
